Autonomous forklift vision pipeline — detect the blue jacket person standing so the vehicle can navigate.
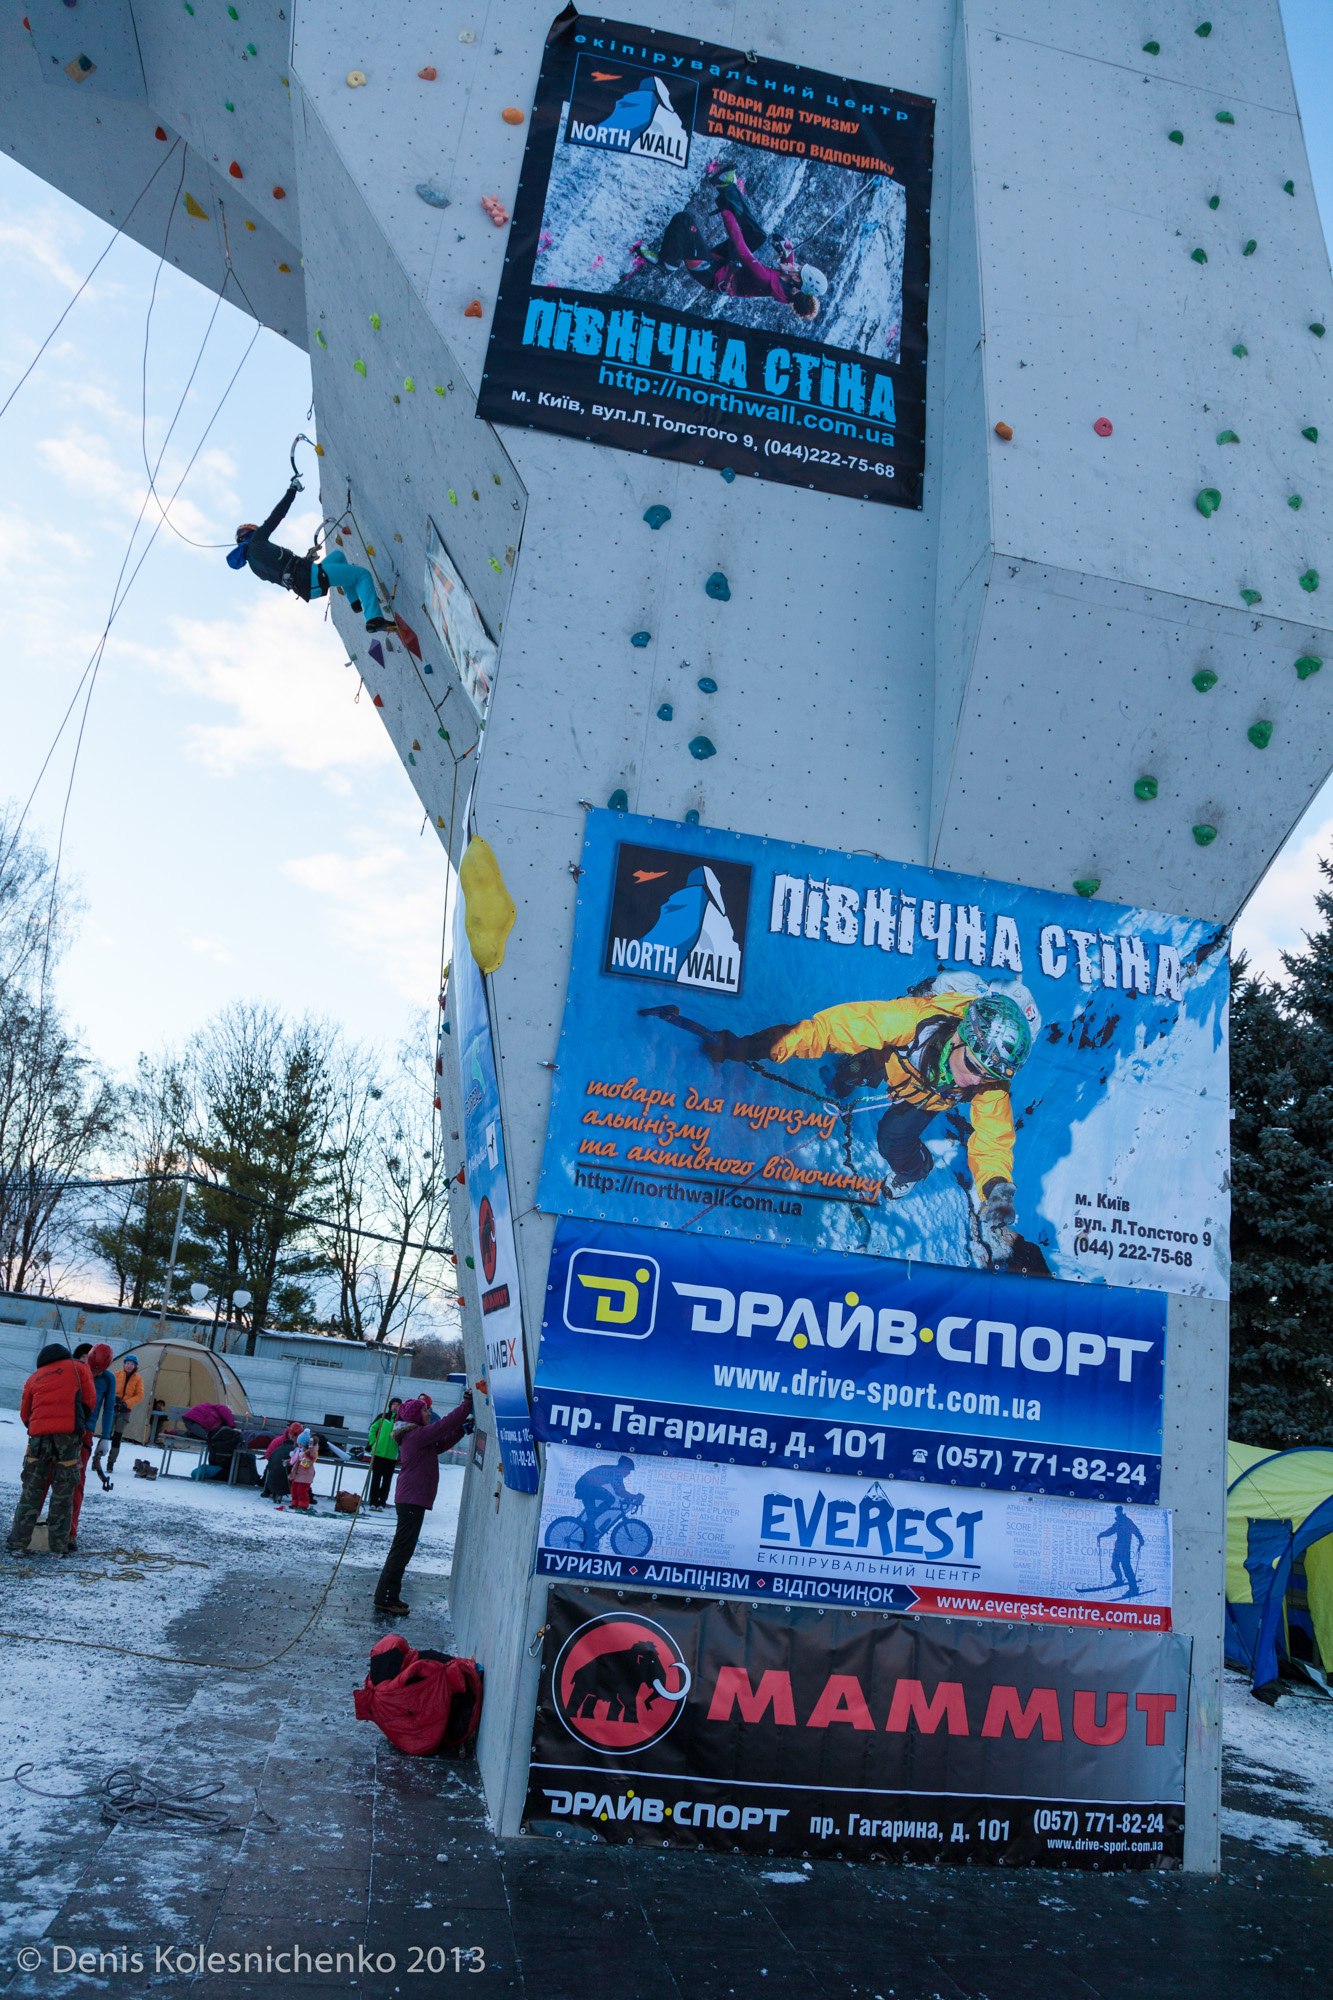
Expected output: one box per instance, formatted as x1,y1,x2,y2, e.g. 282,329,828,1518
229,479,396,634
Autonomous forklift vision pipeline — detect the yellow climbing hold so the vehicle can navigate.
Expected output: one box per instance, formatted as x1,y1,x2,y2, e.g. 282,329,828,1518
346,69,367,87
314,444,325,457
183,192,208,219
459,837,516,974
244,219,256,231
365,544,375,556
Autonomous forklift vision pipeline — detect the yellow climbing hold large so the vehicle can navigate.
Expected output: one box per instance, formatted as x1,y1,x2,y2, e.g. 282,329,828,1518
183,192,208,219
459,837,516,974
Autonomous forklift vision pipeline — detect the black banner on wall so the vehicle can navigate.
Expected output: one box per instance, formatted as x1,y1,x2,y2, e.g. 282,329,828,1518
524,1586,1189,1869
478,10,934,507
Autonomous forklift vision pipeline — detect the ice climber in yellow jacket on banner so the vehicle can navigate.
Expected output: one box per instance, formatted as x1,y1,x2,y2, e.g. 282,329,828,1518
703,988,1036,1266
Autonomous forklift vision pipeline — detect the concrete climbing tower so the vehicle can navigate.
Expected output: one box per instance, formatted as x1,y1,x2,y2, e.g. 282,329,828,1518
6,0,1331,1873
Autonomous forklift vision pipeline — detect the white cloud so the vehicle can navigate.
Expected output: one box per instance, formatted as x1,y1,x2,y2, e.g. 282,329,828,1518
0,212,85,293
130,596,397,779
36,428,231,547
186,934,233,965
285,838,447,1003
1233,789,1333,981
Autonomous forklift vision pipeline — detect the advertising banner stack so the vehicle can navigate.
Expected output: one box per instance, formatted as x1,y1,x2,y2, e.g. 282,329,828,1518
523,808,1229,1868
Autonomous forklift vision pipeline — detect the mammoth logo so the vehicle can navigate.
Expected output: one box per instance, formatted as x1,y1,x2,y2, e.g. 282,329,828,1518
552,1614,692,1754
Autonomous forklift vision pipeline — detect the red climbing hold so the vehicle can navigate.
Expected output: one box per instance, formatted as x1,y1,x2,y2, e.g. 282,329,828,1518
372,693,385,708
394,611,423,661
1094,417,1114,437
154,125,168,141
418,64,437,79
464,298,483,317
272,184,286,198
228,160,243,178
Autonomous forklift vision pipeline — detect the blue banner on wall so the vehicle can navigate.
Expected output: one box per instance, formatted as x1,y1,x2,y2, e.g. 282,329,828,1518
536,812,1229,1297
534,1219,1166,1500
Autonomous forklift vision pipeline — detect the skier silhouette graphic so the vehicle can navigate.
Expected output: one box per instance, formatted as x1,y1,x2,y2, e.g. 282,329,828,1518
1098,1506,1145,1597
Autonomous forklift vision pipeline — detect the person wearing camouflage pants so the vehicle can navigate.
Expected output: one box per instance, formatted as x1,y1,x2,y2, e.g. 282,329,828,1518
8,1432,82,1556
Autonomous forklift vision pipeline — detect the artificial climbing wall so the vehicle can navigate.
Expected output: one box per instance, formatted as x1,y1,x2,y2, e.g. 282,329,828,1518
6,0,1332,1871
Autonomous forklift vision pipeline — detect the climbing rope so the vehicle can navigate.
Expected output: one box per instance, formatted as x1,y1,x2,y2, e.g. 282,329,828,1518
1,1762,277,1836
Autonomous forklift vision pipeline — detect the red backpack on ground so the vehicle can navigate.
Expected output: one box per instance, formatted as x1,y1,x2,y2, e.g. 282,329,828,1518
353,1635,483,1758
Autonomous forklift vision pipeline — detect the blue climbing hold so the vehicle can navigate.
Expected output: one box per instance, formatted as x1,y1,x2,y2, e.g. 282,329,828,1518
689,736,717,761
705,572,730,602
656,702,673,721
684,809,701,825
368,639,385,666
719,467,737,483
416,183,451,208
423,661,434,673
631,631,651,648
697,676,718,693
643,505,671,529
607,789,629,812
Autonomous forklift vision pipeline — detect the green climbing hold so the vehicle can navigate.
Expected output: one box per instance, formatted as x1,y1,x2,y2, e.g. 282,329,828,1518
403,376,415,391
438,725,450,740
392,394,401,404
1190,248,1208,264
689,736,717,761
407,751,416,766
656,703,673,721
224,100,234,112
1208,195,1220,210
1216,430,1239,445
488,557,501,574
184,3,193,12
447,488,457,504
1231,343,1248,357
1242,239,1257,257
1295,655,1323,680
630,631,651,648
1216,110,1235,124
1193,669,1219,692
1285,179,1296,195
1302,426,1319,442
369,312,381,329
1239,587,1262,606
227,4,237,16
1299,569,1320,593
705,572,731,602
697,676,718,694
1168,130,1185,146
684,809,701,826
1310,324,1326,338
643,505,671,529
1134,777,1159,801
1193,824,1218,846
1073,879,1101,900
1195,20,1212,35
607,789,628,812
1142,39,1160,54
353,358,367,376
1289,494,1303,509
1195,488,1221,517
434,384,447,396
314,328,327,348
246,42,256,56
1248,720,1273,748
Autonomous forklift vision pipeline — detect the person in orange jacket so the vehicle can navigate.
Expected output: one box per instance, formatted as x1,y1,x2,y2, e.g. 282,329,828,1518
6,1344,95,1558
107,1353,144,1473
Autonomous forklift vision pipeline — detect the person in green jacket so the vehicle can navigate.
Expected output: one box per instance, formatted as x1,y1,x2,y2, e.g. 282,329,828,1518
366,1400,402,1510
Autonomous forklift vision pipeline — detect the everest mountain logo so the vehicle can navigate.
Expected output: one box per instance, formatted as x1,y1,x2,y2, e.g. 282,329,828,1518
604,841,751,995
566,61,695,171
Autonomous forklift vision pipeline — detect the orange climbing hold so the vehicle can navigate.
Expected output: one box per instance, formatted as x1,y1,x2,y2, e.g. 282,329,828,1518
277,262,291,272
994,421,1014,441
481,194,510,226
154,125,168,141
272,185,286,198
418,65,437,79
502,106,525,124
228,161,243,178
464,298,484,317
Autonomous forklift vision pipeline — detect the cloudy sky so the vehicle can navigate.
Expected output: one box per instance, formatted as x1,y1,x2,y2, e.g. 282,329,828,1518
0,1,1329,1081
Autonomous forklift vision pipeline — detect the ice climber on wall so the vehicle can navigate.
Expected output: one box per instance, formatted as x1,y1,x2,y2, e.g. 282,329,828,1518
228,474,397,633
631,170,828,319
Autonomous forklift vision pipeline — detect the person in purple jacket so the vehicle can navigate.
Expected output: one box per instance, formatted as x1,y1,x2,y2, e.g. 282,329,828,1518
374,1392,474,1618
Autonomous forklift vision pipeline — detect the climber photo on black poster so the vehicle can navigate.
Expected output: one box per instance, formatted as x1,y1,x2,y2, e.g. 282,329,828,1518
478,9,934,507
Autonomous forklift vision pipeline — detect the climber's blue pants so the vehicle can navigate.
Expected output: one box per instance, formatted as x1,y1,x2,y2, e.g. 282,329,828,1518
312,551,382,623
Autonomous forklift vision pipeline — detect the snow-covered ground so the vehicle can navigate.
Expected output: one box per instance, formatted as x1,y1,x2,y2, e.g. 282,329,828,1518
0,1409,464,1949
1222,1667,1333,1855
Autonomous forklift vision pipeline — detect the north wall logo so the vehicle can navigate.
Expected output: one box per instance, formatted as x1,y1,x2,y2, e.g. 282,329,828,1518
604,842,751,995
565,58,696,171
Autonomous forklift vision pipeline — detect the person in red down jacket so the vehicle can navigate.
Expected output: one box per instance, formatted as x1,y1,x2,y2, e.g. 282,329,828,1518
7,1344,95,1558
373,1393,473,1619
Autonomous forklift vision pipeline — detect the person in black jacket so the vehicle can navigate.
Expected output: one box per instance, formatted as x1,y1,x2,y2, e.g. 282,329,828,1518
228,479,396,633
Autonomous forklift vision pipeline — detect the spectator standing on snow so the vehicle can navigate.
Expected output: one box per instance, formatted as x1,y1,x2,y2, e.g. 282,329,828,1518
373,1394,474,1619
83,1343,117,1493
107,1354,143,1473
262,1422,303,1503
6,1344,95,1558
284,1431,319,1512
366,1400,402,1510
